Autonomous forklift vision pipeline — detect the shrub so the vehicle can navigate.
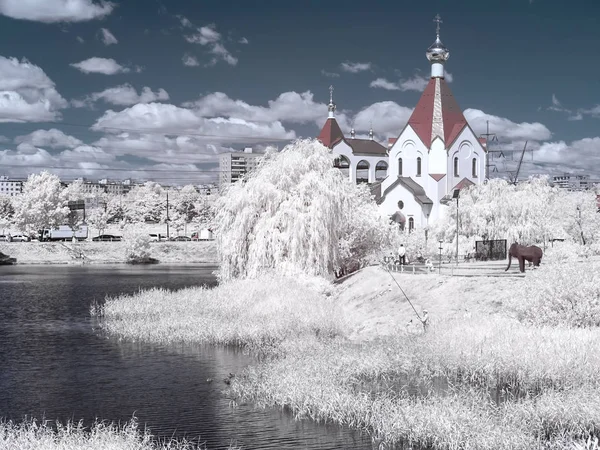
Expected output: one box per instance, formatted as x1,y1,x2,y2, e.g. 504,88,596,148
507,258,600,327
124,234,152,263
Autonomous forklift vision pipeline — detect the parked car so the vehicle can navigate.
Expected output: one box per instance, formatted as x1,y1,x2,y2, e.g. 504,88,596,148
92,234,122,242
170,236,191,241
11,234,30,242
149,234,168,242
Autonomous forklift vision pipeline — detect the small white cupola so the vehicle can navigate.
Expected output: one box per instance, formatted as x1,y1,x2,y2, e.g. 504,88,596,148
328,85,336,118
426,14,450,79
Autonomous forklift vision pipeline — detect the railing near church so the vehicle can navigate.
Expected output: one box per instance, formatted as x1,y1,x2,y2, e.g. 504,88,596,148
475,239,507,261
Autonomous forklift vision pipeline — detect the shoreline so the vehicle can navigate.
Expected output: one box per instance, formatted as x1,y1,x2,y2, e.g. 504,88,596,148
93,263,600,449
0,241,219,266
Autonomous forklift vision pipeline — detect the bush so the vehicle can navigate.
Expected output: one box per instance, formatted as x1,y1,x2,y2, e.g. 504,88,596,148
507,257,600,327
124,234,153,263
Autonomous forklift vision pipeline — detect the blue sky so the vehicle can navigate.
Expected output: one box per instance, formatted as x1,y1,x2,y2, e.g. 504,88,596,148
1,0,599,185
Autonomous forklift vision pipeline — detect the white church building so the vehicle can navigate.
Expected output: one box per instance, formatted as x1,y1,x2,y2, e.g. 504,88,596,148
317,88,389,184
318,15,487,230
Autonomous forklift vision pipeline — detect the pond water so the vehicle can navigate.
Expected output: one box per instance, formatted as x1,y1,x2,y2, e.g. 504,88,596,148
0,265,374,449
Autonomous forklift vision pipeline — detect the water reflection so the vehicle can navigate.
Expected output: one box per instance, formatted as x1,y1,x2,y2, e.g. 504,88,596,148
0,265,373,449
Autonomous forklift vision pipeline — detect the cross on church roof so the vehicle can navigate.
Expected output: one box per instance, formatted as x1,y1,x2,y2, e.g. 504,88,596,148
434,14,442,37
329,85,334,104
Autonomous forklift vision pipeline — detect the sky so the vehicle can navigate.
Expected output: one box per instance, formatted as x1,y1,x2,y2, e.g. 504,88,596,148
1,0,600,186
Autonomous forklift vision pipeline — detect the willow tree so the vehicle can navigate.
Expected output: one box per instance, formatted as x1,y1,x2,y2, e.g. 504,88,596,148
215,139,392,281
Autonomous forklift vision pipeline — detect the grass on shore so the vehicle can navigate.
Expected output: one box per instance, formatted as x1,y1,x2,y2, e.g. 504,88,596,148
93,272,344,354
0,418,241,450
93,266,600,449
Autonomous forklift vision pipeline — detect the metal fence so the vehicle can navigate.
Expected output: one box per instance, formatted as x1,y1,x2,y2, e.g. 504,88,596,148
475,239,507,261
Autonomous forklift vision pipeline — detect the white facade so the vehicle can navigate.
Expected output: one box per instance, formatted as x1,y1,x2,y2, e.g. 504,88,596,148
377,19,487,228
219,149,264,188
379,125,486,227
0,176,23,196
331,139,388,184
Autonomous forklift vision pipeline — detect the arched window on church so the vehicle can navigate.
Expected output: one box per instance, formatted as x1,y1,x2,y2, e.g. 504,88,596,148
416,157,421,177
472,157,477,178
408,217,414,232
454,157,459,177
398,157,403,176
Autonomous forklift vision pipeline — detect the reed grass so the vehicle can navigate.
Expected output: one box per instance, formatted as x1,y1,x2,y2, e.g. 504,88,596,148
92,272,345,354
95,270,600,449
0,417,241,450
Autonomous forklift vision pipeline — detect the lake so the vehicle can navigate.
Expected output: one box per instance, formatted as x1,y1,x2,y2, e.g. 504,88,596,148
0,264,374,449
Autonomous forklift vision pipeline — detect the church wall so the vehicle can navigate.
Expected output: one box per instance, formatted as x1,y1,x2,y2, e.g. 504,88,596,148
446,127,485,191
332,140,389,184
384,126,428,191
429,137,447,175
379,184,427,229
332,141,354,182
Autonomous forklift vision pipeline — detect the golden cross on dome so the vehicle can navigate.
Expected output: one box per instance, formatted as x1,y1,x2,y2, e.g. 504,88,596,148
433,14,442,37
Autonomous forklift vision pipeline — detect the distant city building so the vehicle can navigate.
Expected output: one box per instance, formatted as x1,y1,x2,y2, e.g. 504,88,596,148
0,176,23,196
67,178,137,196
552,173,598,191
219,148,264,188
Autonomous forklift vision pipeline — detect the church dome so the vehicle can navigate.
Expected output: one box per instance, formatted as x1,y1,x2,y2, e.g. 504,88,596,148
426,36,449,63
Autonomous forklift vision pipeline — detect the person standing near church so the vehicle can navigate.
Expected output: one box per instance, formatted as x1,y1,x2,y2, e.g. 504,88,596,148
398,244,406,265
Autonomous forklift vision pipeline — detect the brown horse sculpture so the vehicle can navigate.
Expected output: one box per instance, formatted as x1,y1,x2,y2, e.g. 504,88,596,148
505,243,543,273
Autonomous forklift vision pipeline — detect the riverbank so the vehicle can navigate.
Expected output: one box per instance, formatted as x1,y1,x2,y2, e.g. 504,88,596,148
94,263,600,449
0,418,241,450
0,241,218,265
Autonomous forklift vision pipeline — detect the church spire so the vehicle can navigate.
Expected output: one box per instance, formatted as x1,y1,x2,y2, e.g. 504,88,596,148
426,14,450,79
369,123,374,140
328,85,336,118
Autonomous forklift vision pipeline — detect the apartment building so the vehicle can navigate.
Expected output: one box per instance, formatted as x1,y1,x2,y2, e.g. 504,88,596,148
219,148,264,188
552,173,598,191
0,176,23,196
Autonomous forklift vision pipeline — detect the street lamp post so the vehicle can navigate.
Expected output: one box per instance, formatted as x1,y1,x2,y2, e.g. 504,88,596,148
438,240,443,275
452,189,460,265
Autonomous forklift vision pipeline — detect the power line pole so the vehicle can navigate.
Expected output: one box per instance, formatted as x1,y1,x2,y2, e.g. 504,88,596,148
166,191,170,239
479,120,497,181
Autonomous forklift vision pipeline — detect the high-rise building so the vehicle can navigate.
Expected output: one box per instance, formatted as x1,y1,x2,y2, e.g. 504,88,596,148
219,148,264,188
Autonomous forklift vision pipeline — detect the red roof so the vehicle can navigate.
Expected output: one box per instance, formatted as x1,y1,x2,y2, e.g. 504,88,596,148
452,177,475,191
317,118,344,149
407,77,468,149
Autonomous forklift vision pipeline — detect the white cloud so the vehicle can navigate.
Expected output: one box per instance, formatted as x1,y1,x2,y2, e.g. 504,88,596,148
0,135,9,143
340,61,372,73
184,91,331,125
70,57,130,75
509,137,600,179
15,128,83,148
185,24,237,66
0,0,115,23
321,69,340,78
91,102,296,143
370,78,401,91
464,109,552,142
92,132,226,164
72,84,169,107
99,27,118,45
176,14,192,28
0,55,67,122
353,101,414,137
239,37,248,44
370,72,453,92
182,54,200,67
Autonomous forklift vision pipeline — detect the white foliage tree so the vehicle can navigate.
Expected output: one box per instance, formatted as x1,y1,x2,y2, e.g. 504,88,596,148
0,196,15,232
13,171,70,234
124,182,165,223
215,139,392,281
